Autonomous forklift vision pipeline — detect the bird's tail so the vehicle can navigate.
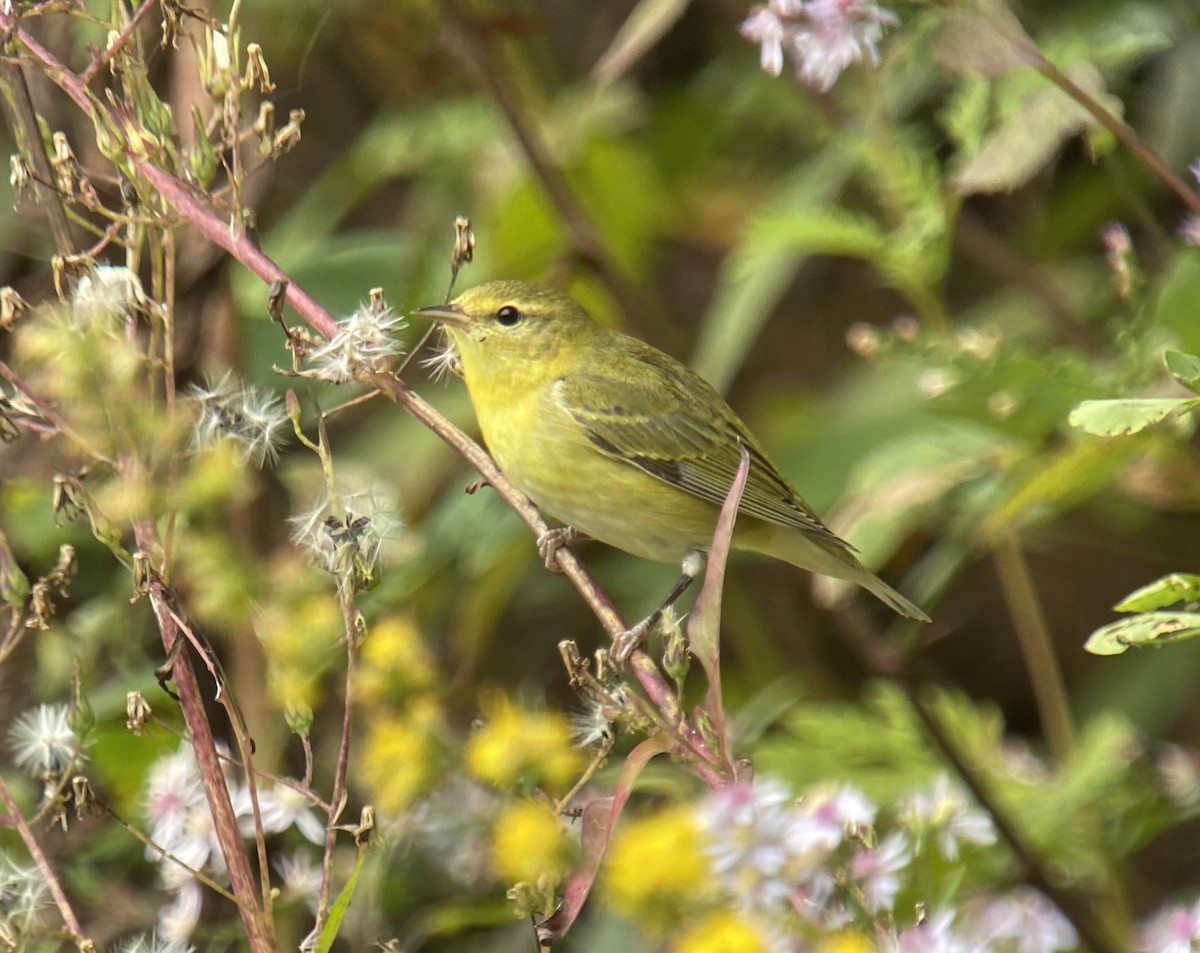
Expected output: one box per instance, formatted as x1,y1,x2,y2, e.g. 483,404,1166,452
855,572,930,623
747,524,931,622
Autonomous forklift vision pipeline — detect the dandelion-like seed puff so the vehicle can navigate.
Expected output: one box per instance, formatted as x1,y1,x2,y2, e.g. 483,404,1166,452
188,373,288,468
307,301,406,383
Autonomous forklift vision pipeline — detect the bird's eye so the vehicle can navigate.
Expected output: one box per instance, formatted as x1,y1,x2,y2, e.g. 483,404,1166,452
496,305,522,327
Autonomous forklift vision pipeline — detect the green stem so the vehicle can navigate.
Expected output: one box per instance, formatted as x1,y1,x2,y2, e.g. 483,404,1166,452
993,532,1074,760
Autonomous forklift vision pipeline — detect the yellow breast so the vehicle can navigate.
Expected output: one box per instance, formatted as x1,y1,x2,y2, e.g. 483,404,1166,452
467,376,723,563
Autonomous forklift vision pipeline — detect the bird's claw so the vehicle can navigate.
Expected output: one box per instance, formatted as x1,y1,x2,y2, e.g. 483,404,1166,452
537,526,585,572
612,618,652,665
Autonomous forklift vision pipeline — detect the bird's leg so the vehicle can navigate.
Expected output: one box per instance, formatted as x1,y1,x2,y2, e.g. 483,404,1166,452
537,525,589,572
613,550,706,663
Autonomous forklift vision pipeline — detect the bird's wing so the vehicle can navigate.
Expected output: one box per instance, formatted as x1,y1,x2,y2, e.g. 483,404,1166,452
553,348,845,545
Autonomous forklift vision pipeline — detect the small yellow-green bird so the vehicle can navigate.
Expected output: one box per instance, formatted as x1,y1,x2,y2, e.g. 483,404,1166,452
416,280,929,624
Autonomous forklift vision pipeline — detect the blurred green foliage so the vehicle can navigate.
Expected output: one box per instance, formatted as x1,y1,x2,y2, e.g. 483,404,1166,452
3,0,1200,949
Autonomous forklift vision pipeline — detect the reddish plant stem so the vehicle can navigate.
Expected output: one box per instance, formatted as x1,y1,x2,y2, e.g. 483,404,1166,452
80,0,160,84
134,511,274,953
0,775,89,949
313,594,363,934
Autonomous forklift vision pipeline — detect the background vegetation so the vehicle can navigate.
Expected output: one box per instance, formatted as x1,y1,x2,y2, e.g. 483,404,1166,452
2,0,1200,950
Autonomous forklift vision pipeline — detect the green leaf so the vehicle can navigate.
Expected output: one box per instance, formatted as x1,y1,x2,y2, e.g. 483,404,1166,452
1085,612,1200,656
188,106,219,189
1164,350,1200,394
1114,573,1200,613
314,843,368,953
950,63,1106,195
1068,397,1199,436
592,0,692,85
941,74,992,155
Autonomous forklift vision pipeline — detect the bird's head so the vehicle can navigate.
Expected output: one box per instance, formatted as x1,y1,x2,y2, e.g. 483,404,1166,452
414,280,602,384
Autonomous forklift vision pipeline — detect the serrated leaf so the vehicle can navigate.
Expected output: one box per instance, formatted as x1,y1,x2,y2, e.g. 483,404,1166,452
950,63,1105,194
1085,612,1200,656
592,0,692,85
1068,397,1199,436
1165,350,1200,394
1114,573,1200,613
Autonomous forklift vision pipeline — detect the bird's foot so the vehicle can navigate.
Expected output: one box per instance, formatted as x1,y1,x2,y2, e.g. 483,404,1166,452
612,617,653,665
537,525,587,572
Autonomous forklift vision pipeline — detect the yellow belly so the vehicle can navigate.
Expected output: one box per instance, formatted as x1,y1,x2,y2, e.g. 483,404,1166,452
475,385,722,563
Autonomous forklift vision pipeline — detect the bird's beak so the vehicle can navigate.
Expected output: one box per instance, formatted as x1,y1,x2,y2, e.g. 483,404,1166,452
412,302,469,328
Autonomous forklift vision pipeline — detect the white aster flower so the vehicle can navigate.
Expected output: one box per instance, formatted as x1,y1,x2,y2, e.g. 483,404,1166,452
901,774,996,860
965,887,1078,953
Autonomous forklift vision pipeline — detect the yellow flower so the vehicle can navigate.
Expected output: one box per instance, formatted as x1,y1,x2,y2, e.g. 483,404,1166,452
354,615,437,705
465,692,582,792
491,800,574,885
677,911,769,953
603,807,711,924
256,592,341,710
357,697,443,815
816,930,877,953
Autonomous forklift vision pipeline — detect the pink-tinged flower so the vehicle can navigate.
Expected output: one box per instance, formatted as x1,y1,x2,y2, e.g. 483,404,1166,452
741,7,789,76
1138,898,1200,953
740,0,898,90
791,782,876,852
850,831,910,912
885,910,981,953
965,888,1077,953
143,746,208,855
790,0,899,91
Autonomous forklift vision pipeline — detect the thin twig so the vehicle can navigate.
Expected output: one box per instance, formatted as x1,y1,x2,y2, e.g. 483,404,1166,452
0,60,74,254
0,774,89,948
80,0,160,83
1034,57,1200,216
992,532,1074,760
313,596,362,935
141,566,275,953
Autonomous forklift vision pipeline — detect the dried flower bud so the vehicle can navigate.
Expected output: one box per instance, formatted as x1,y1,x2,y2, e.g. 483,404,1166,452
1,286,28,329
9,153,31,198
243,42,275,93
272,109,306,157
126,692,152,734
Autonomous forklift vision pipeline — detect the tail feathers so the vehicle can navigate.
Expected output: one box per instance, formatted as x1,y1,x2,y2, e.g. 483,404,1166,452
858,573,930,623
745,525,931,622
